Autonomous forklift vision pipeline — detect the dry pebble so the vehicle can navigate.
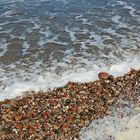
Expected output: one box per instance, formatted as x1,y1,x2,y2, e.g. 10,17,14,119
0,69,140,140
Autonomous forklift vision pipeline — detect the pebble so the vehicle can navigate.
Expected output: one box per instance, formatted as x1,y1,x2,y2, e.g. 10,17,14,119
0,69,139,140
98,72,109,79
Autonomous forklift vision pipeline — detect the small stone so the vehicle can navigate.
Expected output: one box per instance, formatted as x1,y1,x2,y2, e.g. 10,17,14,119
69,106,77,112
1,104,10,109
107,99,114,103
15,124,23,129
5,108,13,113
42,111,49,117
42,123,49,131
98,72,109,79
2,114,11,121
2,127,12,133
61,124,69,132
53,124,59,130
76,106,82,113
106,110,112,115
14,115,23,121
96,91,101,97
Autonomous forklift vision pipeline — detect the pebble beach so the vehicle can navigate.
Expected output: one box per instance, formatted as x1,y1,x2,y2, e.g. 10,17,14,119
0,0,140,139
0,69,140,140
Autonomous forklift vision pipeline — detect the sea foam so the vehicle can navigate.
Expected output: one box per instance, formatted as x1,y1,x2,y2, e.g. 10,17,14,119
0,55,140,101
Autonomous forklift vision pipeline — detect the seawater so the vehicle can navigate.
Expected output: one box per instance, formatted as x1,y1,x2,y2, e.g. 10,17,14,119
0,0,140,139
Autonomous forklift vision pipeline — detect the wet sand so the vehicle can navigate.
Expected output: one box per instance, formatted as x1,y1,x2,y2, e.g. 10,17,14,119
0,69,140,140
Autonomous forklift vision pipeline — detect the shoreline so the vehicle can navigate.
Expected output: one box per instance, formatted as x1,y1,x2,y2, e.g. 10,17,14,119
0,69,140,139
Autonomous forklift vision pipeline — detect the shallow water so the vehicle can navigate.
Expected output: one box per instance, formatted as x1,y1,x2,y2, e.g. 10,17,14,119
0,1,140,139
0,0,140,99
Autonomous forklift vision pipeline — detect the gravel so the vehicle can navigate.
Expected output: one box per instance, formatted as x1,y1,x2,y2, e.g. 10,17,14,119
0,69,140,140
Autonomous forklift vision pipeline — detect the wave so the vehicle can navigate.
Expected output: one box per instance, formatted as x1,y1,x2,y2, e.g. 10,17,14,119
0,55,140,101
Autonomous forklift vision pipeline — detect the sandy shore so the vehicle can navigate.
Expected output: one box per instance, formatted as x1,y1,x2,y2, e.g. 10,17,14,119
0,69,140,140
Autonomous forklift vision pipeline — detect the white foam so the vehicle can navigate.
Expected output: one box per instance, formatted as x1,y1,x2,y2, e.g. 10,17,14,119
116,1,127,6
0,55,140,101
0,43,8,56
115,0,138,17
0,0,24,4
65,27,77,42
56,0,68,4
0,21,11,26
39,0,50,2
112,15,128,28
123,5,136,17
102,28,124,37
1,10,17,17
22,42,30,55
75,15,92,25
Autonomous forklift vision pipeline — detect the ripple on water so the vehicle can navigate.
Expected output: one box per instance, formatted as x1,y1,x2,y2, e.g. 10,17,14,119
0,0,140,101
